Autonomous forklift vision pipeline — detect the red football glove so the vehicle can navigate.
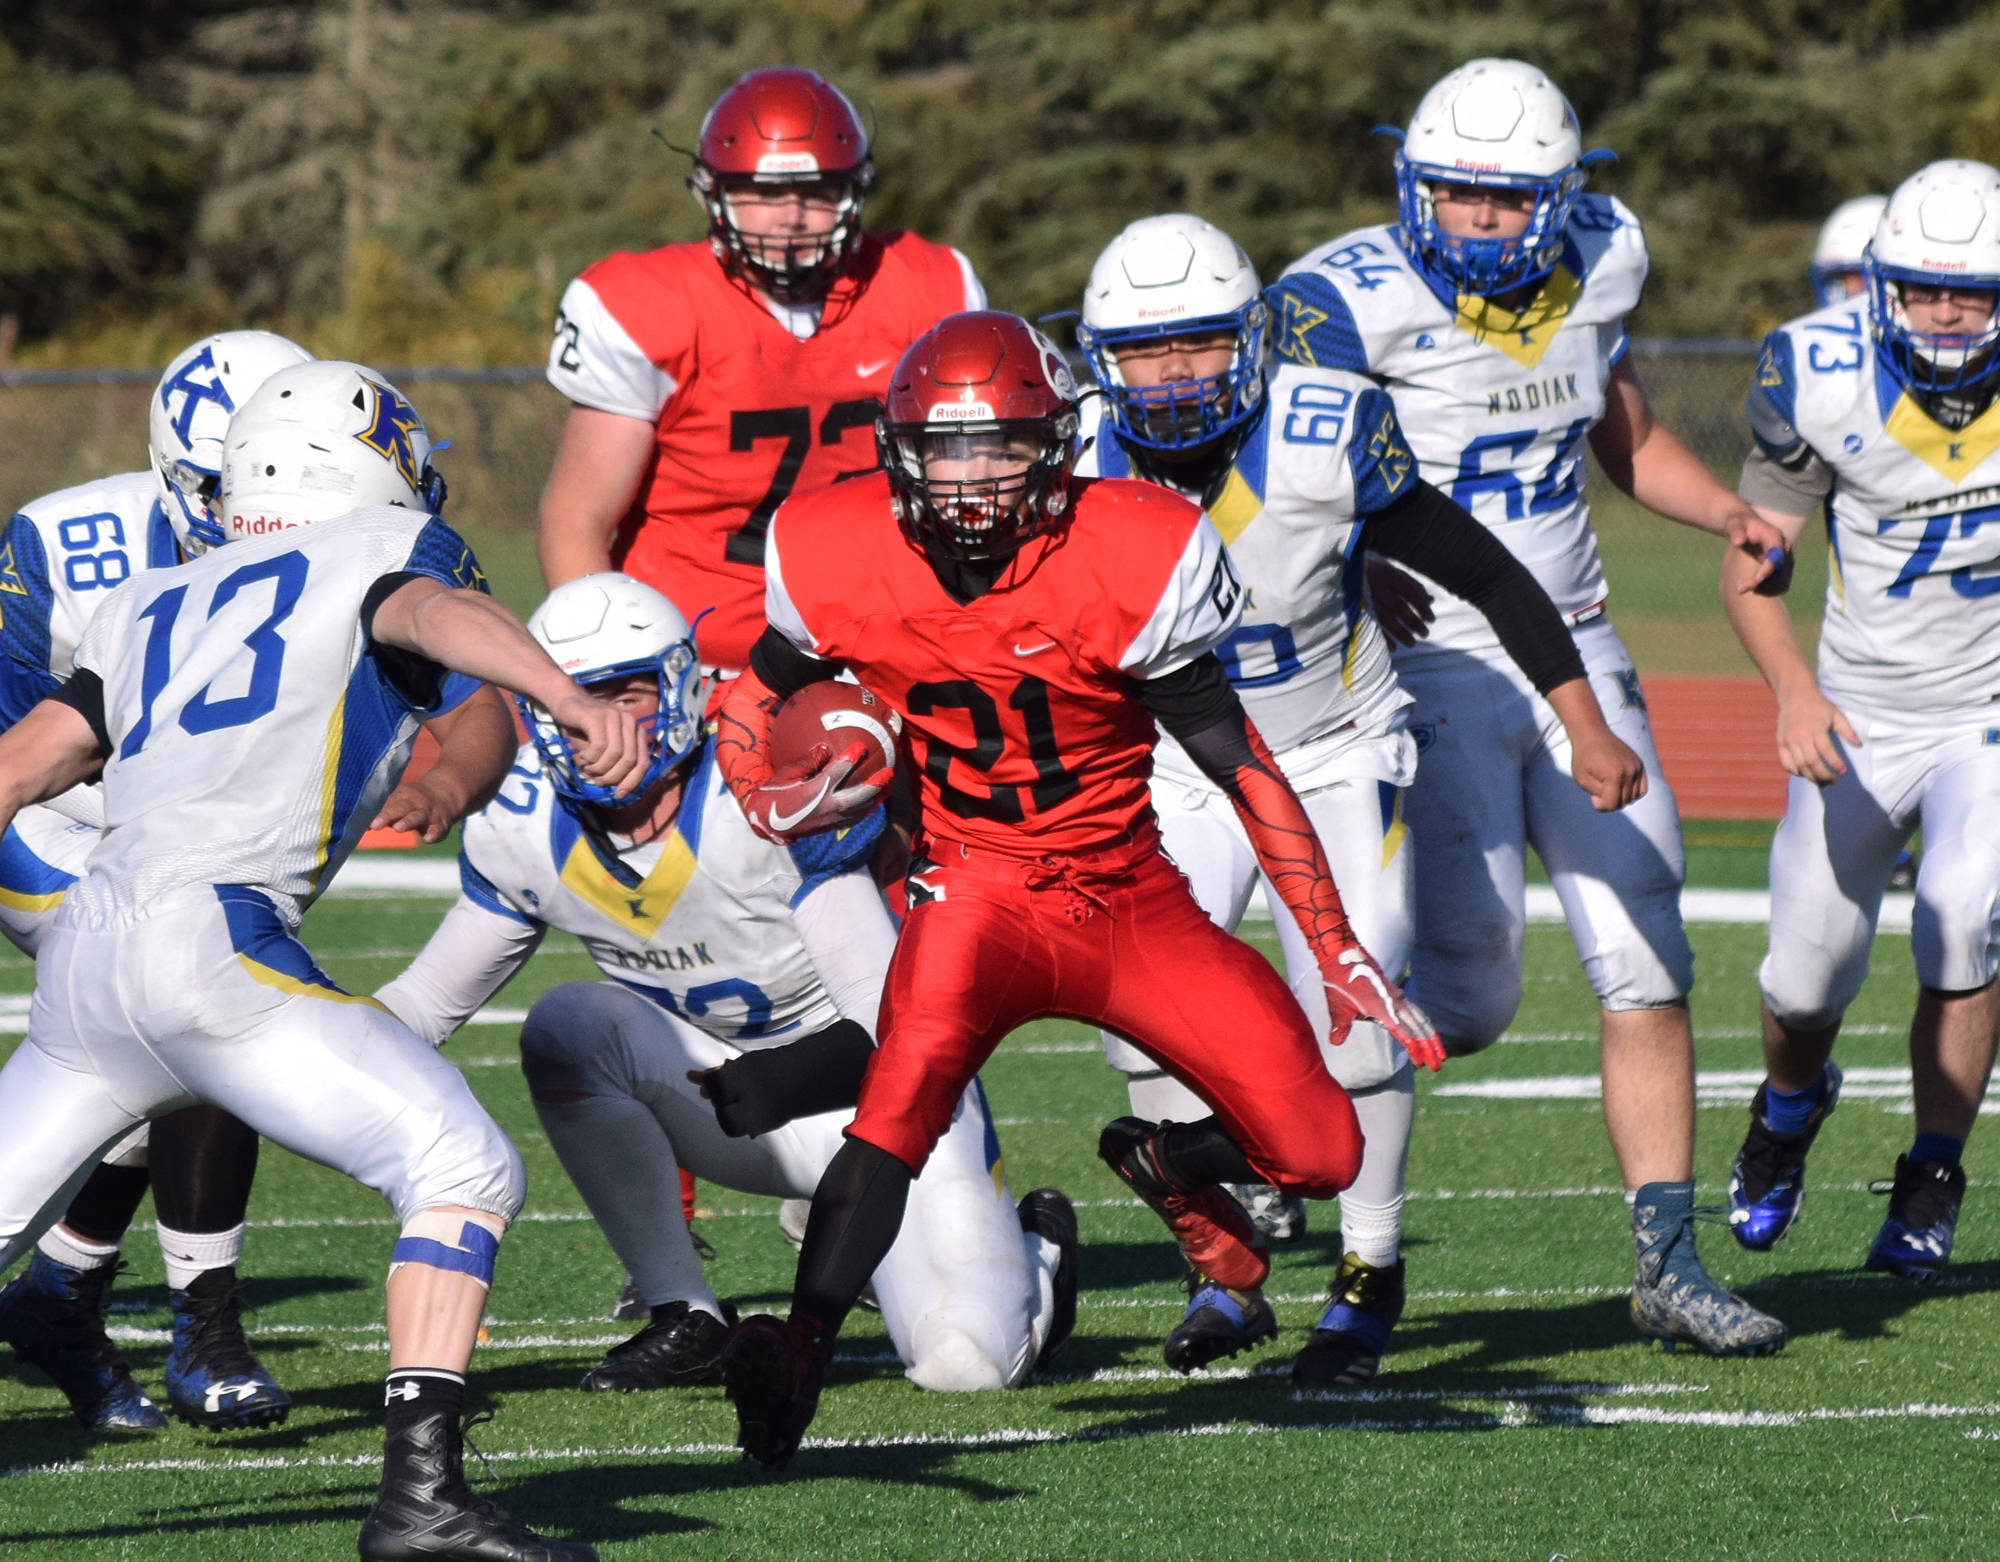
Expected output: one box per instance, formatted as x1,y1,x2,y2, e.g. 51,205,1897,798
1321,946,1444,1072
741,738,893,844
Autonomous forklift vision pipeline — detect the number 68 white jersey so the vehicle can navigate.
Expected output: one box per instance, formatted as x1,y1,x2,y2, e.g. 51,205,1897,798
1749,298,2000,717
61,508,487,930
1268,194,1649,660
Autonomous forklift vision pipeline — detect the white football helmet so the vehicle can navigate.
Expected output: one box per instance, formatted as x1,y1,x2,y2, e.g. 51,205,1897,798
1866,160,2000,393
524,573,704,807
1811,195,1888,306
216,361,447,542
149,330,313,556
1075,214,1269,453
1392,58,1610,295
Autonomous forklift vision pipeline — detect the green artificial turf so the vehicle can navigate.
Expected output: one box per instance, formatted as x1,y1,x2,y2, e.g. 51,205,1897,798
2,856,1993,1560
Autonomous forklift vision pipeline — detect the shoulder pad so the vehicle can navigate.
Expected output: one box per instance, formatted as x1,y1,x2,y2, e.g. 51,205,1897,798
1744,331,1807,465
1264,272,1371,373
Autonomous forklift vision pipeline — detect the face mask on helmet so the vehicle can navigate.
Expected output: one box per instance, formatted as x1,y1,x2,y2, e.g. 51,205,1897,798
1391,59,1608,298
520,575,705,810
217,362,446,541
877,420,1078,560
149,330,314,557
689,68,874,304
1077,214,1270,454
1866,161,2000,396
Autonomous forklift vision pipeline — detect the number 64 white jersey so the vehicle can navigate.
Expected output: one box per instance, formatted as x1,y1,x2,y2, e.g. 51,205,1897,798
62,508,488,930
1749,297,2000,717
1268,194,1649,660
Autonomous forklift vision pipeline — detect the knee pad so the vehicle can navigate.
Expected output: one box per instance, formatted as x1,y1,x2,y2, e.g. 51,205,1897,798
1320,1020,1409,1092
519,982,636,1095
398,1117,526,1226
1410,964,1522,1055
390,1207,508,1288
1758,943,1860,1035
1911,847,2000,992
904,1318,1009,1393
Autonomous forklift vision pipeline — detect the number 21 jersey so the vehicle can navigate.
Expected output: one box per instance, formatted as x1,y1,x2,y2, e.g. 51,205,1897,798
764,473,1243,856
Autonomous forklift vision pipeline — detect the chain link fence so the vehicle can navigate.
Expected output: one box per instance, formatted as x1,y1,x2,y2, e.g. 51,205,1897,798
0,340,1761,543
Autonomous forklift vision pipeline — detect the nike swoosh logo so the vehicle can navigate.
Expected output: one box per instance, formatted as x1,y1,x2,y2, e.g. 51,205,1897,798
766,777,833,833
1012,639,1057,657
856,359,891,377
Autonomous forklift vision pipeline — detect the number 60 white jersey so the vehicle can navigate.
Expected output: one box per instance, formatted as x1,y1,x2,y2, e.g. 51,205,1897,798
61,508,487,930
1749,297,2000,717
1268,193,1649,660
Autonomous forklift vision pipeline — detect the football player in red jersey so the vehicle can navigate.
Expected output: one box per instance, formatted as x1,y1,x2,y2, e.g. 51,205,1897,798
707,311,1443,1469
538,66,986,673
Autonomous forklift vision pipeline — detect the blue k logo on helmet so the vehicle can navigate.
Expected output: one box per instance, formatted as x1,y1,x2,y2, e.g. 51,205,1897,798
357,381,427,493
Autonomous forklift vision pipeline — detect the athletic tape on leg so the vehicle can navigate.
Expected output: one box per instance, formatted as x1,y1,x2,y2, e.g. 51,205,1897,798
389,1212,503,1286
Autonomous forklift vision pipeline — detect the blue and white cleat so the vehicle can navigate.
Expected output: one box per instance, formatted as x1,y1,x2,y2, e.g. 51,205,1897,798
1727,1062,1843,1250
1162,1272,1276,1373
0,1251,165,1430
164,1269,291,1430
1865,1155,1966,1281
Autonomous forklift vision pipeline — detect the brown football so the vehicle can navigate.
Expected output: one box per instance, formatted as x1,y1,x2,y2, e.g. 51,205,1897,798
770,681,904,775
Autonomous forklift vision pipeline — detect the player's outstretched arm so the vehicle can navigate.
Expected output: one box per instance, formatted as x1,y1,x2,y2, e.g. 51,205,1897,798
1363,480,1644,812
370,577,646,799
716,628,893,842
369,685,519,843
0,694,107,838
1591,359,1788,586
378,890,547,1047
1140,656,1443,1071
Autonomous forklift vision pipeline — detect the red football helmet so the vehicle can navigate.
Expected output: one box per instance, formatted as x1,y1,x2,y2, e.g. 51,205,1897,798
875,311,1082,561
689,67,874,303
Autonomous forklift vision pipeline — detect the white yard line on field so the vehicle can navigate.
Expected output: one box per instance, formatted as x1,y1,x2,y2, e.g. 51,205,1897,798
7,1398,1996,1480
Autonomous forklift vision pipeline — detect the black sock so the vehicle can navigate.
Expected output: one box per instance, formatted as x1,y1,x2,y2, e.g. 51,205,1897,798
150,1106,261,1232
383,1368,464,1442
790,1139,913,1349
1152,1118,1258,1190
62,1163,151,1246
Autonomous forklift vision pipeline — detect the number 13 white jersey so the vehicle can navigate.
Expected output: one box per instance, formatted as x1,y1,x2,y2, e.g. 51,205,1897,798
62,508,488,929
1268,194,1648,660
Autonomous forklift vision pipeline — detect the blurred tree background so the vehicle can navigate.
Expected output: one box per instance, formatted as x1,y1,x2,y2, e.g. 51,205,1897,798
5,0,2000,367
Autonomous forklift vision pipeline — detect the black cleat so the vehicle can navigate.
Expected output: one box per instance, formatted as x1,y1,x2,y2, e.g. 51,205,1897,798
1016,1188,1078,1371
1162,1272,1276,1372
1292,1252,1406,1388
722,1314,825,1471
578,1302,728,1391
1866,1154,1967,1280
1097,1118,1269,1291
165,1268,291,1430
0,1252,164,1430
359,1406,597,1561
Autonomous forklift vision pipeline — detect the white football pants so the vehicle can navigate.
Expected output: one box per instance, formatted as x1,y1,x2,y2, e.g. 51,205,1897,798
519,980,1061,1393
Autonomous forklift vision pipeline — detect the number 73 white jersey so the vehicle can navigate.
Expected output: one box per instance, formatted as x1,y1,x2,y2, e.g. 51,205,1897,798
1751,298,2000,717
1268,195,1648,659
62,508,489,930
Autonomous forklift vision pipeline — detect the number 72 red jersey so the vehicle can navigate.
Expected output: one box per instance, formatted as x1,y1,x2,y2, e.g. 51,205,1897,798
764,472,1245,856
550,233,981,671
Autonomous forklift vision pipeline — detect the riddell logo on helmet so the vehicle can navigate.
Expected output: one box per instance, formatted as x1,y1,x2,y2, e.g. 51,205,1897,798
927,401,998,421
1135,305,1190,319
1453,159,1504,172
1920,257,1971,272
230,513,298,535
757,152,820,175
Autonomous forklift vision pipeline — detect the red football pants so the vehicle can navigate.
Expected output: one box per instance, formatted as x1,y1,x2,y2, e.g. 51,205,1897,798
851,830,1363,1199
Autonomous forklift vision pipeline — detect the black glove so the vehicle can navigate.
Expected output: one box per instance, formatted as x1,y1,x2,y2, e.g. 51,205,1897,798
691,1019,876,1138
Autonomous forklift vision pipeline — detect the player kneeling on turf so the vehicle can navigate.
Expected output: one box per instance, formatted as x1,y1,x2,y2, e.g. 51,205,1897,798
379,573,1077,1394
0,361,638,1562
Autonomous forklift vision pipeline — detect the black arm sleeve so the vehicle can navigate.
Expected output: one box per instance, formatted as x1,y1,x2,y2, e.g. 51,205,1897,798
1134,652,1244,743
749,624,842,700
359,571,451,708
49,670,112,758
1362,480,1586,695
703,1018,876,1138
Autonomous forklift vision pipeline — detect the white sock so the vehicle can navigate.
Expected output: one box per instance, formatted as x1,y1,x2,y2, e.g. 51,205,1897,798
1338,1071,1414,1268
533,1094,723,1320
1125,1069,1209,1124
157,1222,245,1291
38,1225,120,1273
